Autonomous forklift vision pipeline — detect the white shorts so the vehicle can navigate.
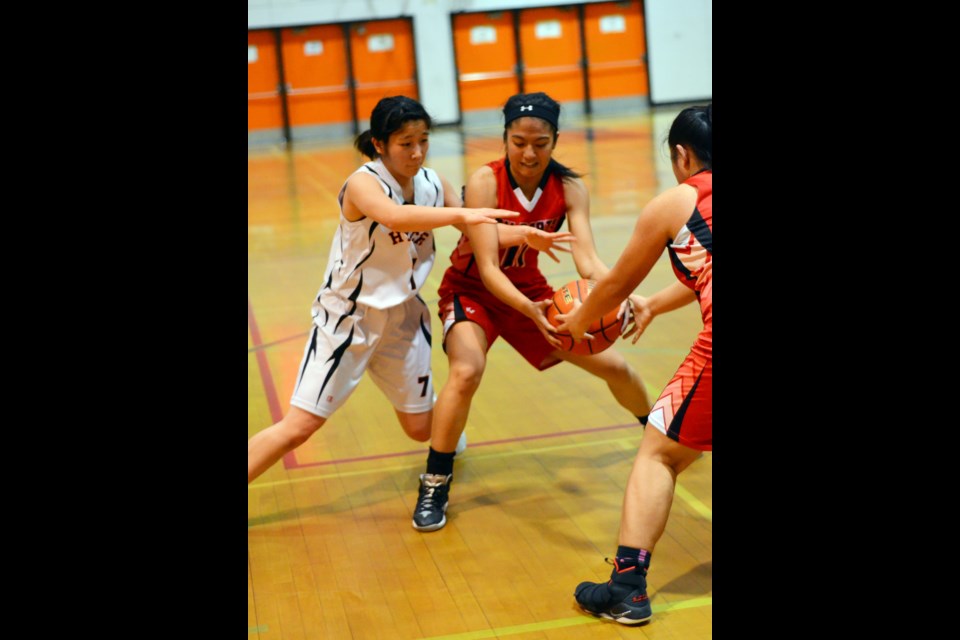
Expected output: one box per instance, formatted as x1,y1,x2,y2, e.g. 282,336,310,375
290,294,435,418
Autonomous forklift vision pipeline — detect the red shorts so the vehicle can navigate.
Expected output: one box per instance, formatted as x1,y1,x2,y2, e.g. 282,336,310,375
437,269,561,371
648,325,712,451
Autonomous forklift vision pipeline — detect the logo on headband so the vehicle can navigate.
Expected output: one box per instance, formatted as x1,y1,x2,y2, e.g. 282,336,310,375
520,105,533,111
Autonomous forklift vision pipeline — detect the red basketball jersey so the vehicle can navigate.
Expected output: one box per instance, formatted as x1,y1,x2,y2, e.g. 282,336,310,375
446,157,568,289
667,170,712,293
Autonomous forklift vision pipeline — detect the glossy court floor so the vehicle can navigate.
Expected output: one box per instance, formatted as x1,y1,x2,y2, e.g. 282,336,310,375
248,104,712,639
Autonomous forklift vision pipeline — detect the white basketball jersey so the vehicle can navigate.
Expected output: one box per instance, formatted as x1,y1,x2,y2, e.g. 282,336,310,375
313,159,442,317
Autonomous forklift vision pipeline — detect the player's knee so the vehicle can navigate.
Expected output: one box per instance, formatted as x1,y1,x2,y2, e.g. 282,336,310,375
599,357,634,383
399,412,432,441
406,424,431,442
281,412,325,448
447,360,485,394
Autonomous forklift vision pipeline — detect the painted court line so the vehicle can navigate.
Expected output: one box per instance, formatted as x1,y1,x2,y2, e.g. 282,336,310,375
248,434,643,489
247,298,284,425
420,596,712,640
674,482,713,521
247,331,309,353
283,422,642,470
249,436,711,523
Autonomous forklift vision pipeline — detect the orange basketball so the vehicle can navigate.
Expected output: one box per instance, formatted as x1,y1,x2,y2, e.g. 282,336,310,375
545,279,626,355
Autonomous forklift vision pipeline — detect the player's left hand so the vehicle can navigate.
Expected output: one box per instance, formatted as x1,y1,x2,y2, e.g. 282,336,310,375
524,229,576,263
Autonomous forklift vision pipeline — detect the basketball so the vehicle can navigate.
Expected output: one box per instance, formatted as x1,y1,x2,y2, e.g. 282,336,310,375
545,279,626,355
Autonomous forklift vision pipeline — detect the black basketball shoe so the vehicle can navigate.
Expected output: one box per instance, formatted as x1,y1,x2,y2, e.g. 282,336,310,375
412,473,452,532
574,558,652,625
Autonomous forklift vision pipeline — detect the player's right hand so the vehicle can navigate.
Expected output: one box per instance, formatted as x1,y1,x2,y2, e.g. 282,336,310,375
527,299,565,349
464,208,520,224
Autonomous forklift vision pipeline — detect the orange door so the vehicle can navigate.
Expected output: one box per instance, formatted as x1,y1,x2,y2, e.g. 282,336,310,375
584,1,648,100
281,25,352,128
349,19,418,121
518,6,584,104
248,30,284,131
452,12,519,112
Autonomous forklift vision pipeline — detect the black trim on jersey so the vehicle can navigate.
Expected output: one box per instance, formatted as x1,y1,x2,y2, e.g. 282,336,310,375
364,165,392,200
687,207,713,254
337,183,347,208
503,245,519,267
321,270,333,291
368,221,379,239
323,308,329,327
668,248,694,282
504,157,553,192
351,241,376,275
668,366,704,441
423,168,439,201
334,272,363,332
464,254,476,276
409,256,417,289
419,316,432,347
317,325,355,404
294,326,319,395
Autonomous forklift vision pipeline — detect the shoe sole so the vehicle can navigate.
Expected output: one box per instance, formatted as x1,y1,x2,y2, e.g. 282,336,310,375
579,606,652,626
411,504,448,532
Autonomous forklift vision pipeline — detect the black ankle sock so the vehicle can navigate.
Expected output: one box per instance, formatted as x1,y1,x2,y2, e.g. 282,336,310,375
637,415,648,426
426,447,455,476
615,545,652,571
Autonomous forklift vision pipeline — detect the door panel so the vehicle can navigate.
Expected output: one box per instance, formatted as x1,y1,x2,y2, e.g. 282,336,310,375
517,7,583,104
248,30,283,131
584,1,648,99
281,25,352,127
452,12,519,112
350,19,418,121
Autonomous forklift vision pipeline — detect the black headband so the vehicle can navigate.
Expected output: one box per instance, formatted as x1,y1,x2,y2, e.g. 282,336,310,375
503,103,559,131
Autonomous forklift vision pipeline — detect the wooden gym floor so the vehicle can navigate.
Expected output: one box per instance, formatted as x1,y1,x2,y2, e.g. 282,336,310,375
248,105,711,639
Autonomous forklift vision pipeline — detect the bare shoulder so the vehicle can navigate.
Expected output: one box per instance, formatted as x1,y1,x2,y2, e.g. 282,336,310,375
343,169,380,196
648,183,698,213
562,175,588,198
341,170,386,220
465,164,498,207
642,183,699,234
562,176,590,217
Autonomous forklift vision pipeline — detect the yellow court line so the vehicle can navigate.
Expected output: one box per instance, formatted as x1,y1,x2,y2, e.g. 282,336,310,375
674,482,713,521
421,596,712,640
248,435,643,490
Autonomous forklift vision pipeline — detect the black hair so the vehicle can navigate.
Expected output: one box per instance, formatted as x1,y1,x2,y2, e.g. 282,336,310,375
354,96,433,160
668,103,712,170
502,92,581,180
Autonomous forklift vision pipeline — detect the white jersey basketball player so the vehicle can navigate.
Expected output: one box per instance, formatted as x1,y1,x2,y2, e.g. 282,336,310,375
248,96,517,484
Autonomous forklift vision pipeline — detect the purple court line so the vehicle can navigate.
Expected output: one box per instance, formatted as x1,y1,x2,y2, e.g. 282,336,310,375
283,421,642,470
247,298,298,469
248,331,310,353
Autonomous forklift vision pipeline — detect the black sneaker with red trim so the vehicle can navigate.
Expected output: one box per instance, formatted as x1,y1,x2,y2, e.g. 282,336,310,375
574,558,652,625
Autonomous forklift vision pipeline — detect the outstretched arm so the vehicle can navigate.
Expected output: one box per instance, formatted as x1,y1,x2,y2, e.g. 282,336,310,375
556,185,696,341
622,282,697,343
342,172,517,231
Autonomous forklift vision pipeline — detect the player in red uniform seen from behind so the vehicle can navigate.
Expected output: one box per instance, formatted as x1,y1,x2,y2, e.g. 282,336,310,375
557,104,712,626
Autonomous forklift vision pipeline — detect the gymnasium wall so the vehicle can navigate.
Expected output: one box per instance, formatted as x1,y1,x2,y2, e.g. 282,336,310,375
248,0,711,143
